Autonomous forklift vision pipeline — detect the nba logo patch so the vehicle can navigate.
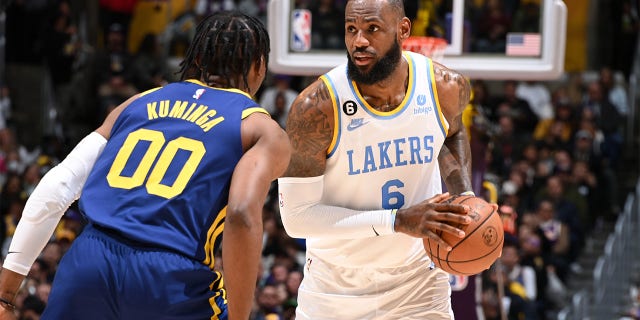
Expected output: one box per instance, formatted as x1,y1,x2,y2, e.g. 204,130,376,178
193,89,205,99
291,9,311,52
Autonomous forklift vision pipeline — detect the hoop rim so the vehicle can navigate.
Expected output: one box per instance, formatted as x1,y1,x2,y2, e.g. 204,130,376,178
402,36,448,61
403,36,448,46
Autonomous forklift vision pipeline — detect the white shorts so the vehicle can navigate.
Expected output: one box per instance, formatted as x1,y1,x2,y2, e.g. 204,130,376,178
296,254,454,320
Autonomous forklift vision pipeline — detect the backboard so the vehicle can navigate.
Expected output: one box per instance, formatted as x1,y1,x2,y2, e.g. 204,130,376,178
267,0,567,80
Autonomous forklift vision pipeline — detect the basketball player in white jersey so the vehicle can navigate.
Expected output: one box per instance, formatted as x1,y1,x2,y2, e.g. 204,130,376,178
277,0,474,319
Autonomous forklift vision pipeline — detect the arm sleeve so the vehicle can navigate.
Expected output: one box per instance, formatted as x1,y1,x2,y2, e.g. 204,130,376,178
277,176,396,239
2,132,107,275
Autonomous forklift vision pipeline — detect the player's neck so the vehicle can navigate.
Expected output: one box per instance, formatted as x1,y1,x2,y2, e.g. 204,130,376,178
358,59,409,112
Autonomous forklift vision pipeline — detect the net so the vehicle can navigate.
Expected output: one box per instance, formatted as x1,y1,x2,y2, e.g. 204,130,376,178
402,36,448,62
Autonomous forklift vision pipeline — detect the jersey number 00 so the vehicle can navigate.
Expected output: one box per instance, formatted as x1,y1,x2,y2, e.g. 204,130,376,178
106,128,206,199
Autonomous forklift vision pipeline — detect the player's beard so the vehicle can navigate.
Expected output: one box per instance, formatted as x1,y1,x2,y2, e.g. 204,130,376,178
347,39,402,85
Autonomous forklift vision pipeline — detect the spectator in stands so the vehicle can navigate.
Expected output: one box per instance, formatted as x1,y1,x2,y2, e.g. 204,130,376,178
28,259,50,285
0,86,11,132
481,261,538,320
579,81,622,169
19,295,46,320
566,73,587,108
44,0,81,130
240,0,269,24
599,67,629,116
284,270,302,305
94,23,138,123
516,81,554,122
258,75,299,128
22,163,43,198
99,0,138,46
130,33,171,92
501,237,538,302
536,174,585,261
491,115,528,179
532,102,574,152
502,163,536,219
40,242,64,279
613,0,640,78
35,282,52,304
532,198,571,283
310,0,344,49
265,263,289,288
572,126,620,221
252,284,285,320
490,80,538,135
0,128,41,175
569,160,600,231
473,0,511,53
572,127,603,172
511,1,540,33
517,226,550,319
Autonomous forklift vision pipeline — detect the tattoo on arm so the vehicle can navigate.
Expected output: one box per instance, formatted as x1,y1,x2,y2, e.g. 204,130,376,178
456,75,471,115
439,130,473,194
284,81,334,177
434,63,473,194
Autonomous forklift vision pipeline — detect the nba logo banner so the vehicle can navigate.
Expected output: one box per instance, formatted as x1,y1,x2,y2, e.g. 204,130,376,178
291,9,311,52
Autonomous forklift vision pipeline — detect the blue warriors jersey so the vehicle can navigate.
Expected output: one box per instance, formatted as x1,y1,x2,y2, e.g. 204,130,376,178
80,79,267,267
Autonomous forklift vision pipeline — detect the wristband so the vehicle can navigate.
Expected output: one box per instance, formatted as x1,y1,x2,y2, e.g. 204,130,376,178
390,209,398,233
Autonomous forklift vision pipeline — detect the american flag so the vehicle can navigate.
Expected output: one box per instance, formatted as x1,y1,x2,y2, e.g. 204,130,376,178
506,33,541,56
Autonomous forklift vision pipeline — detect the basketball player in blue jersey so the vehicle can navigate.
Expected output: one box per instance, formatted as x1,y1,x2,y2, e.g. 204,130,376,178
0,11,290,320
278,0,474,319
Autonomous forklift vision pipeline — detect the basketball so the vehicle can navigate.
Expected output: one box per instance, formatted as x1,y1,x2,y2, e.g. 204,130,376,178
423,194,504,276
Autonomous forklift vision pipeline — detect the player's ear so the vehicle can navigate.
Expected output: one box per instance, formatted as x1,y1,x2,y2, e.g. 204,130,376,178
399,17,411,41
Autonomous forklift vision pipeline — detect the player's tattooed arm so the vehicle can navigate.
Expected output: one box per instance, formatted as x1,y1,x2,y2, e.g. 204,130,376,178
433,63,473,194
439,136,472,194
284,80,335,178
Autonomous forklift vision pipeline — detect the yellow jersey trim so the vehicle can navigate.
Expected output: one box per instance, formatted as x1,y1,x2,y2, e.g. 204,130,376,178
428,59,449,136
203,206,226,269
138,87,162,97
319,75,340,155
185,79,253,99
242,107,270,119
350,52,415,117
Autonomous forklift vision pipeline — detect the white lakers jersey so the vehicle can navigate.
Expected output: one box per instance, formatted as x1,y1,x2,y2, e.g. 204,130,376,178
313,51,450,268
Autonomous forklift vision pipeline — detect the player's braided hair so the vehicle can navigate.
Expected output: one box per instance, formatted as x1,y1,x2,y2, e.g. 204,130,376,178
179,11,270,90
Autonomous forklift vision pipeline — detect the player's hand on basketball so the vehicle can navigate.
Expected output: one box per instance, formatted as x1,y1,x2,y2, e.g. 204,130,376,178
393,192,472,250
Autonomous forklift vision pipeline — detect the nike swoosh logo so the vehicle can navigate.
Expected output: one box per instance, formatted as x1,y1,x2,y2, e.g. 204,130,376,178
371,225,380,236
347,121,369,131
7,251,20,254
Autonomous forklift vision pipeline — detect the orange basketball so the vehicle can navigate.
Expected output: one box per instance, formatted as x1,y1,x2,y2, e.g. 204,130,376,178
423,194,504,276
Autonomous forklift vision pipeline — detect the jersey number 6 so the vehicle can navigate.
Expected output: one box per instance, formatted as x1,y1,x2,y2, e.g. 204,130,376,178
381,179,405,209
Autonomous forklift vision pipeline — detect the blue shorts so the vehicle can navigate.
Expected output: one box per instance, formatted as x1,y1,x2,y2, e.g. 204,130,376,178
42,224,227,320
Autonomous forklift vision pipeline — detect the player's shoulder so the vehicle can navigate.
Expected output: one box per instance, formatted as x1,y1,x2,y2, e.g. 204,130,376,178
291,78,334,113
432,61,471,115
432,61,468,90
285,78,335,138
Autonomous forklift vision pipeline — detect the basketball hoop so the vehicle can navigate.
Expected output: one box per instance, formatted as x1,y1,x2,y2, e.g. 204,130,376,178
402,36,447,63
